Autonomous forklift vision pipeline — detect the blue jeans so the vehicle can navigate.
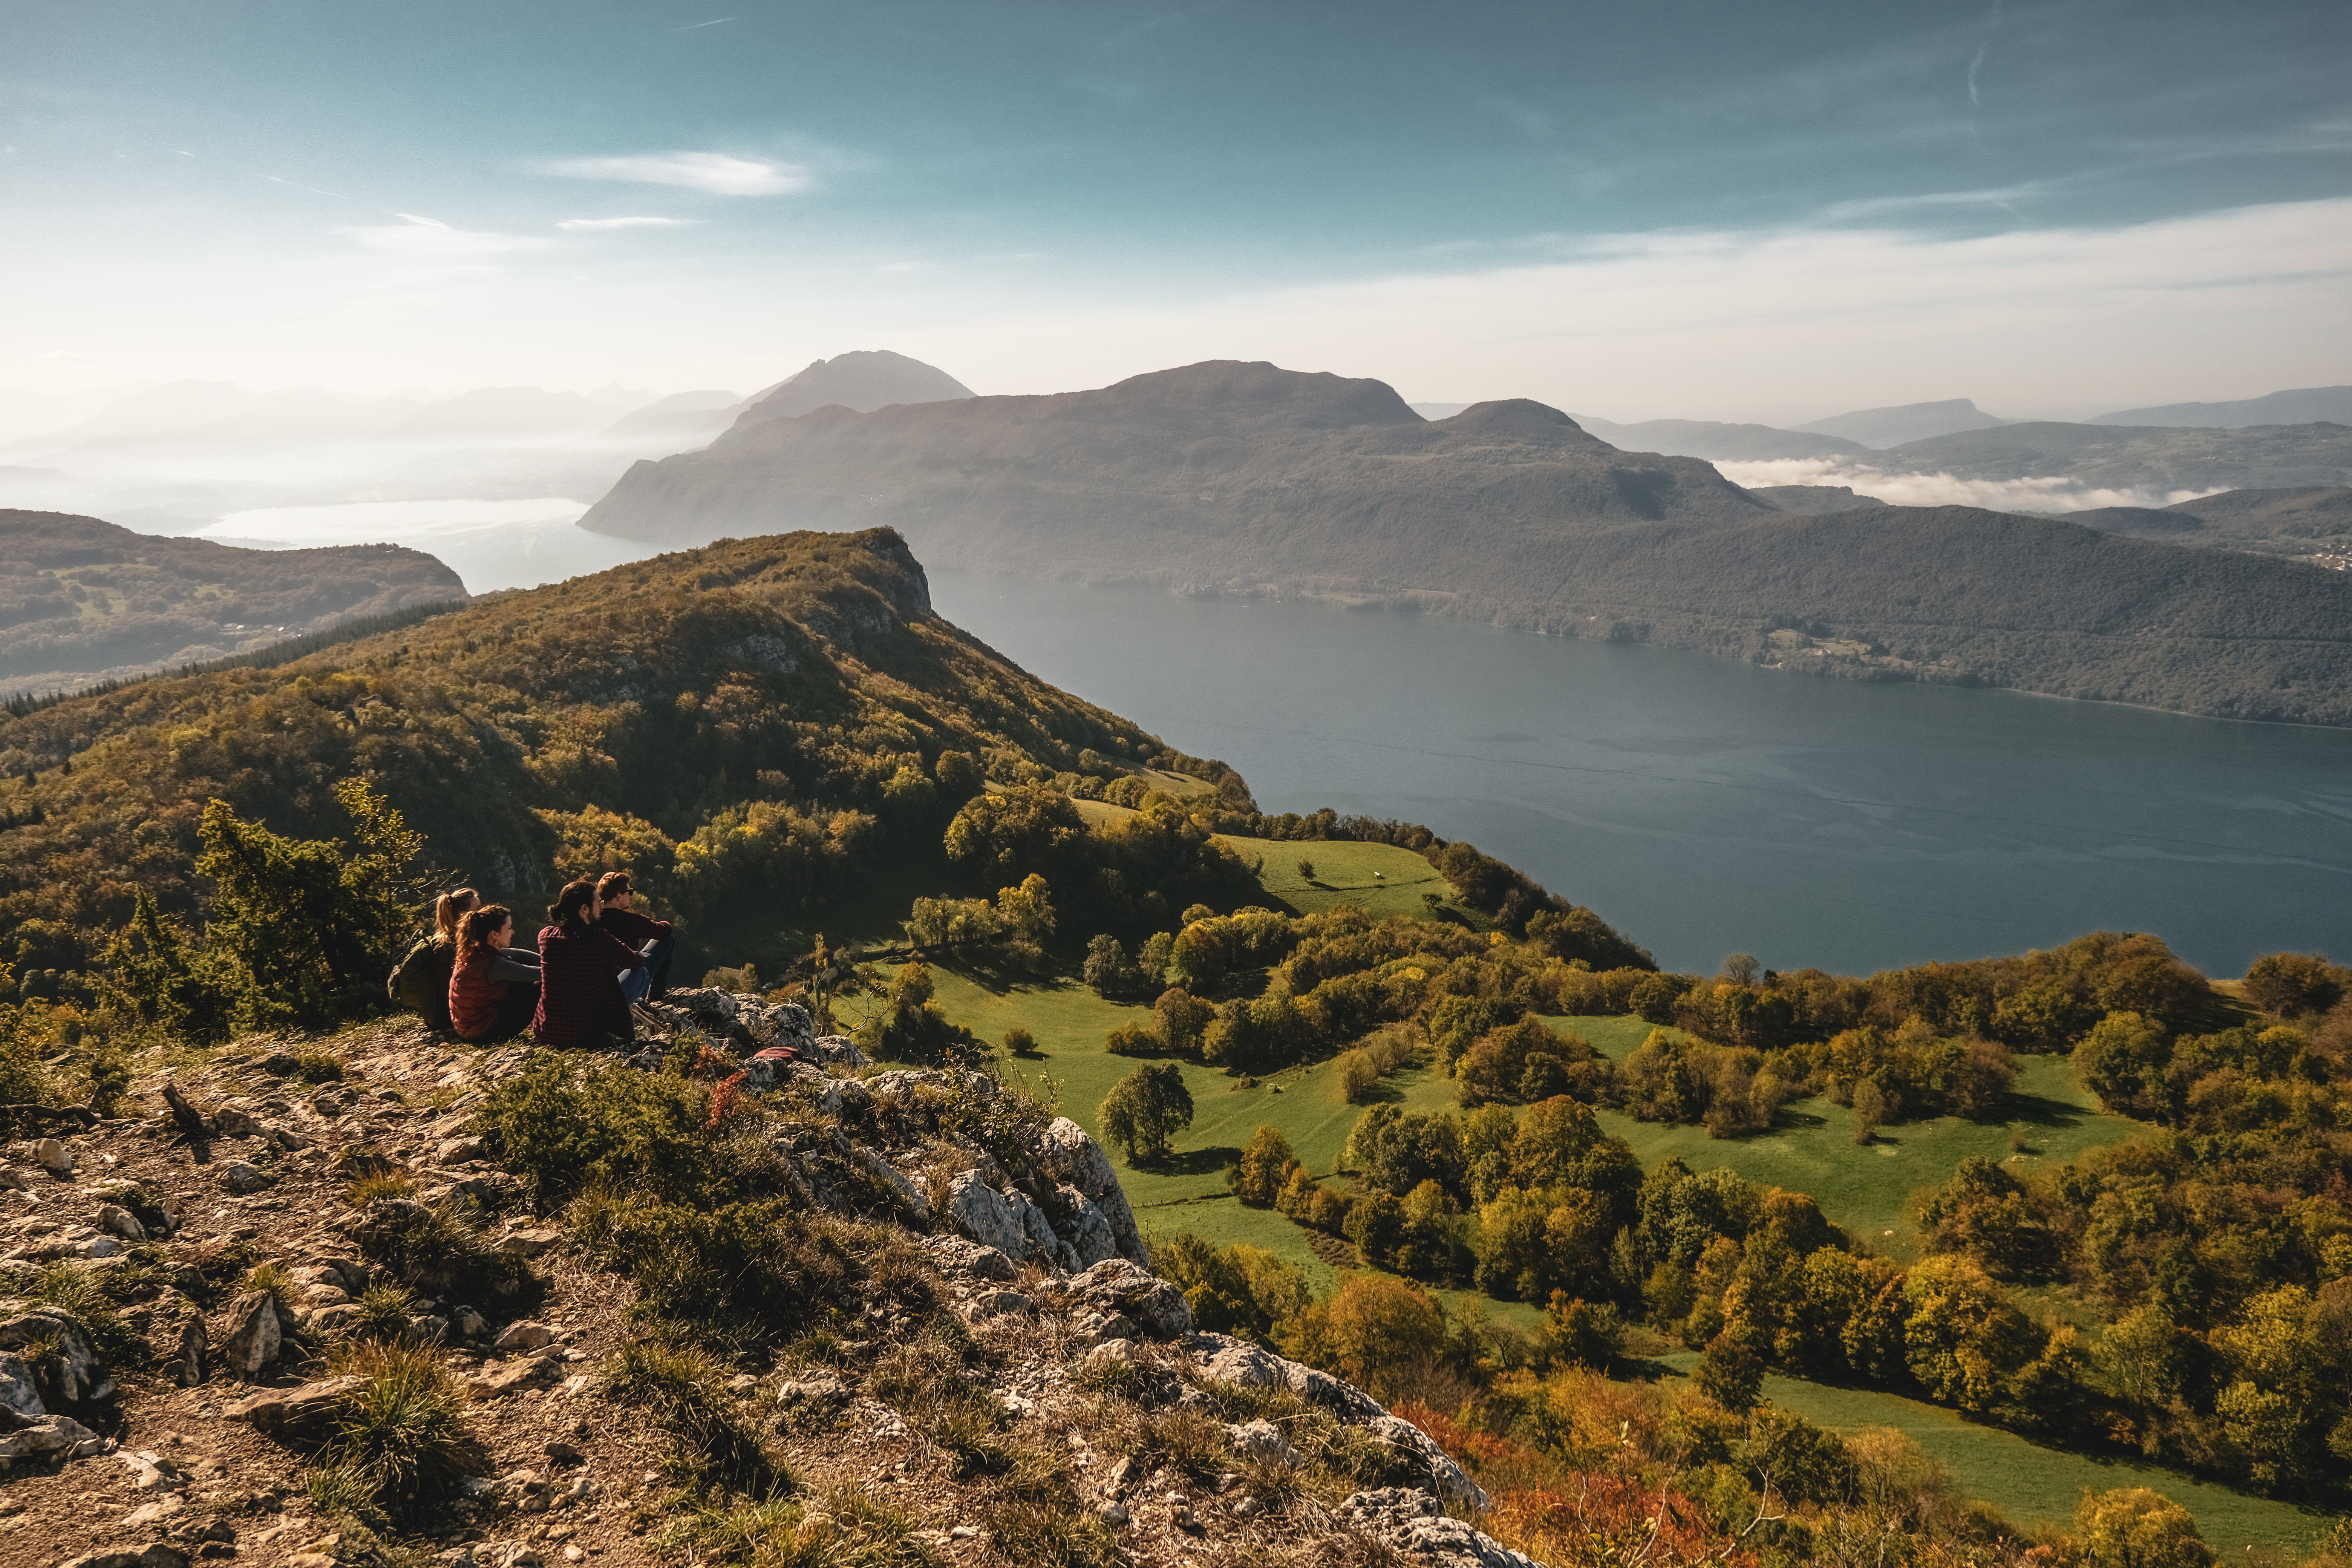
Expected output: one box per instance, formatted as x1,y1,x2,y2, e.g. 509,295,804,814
620,936,677,1005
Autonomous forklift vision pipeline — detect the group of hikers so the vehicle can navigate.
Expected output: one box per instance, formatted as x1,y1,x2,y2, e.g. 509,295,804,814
389,870,677,1049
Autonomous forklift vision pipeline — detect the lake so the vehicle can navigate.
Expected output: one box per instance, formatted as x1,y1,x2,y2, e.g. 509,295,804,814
928,570,2352,978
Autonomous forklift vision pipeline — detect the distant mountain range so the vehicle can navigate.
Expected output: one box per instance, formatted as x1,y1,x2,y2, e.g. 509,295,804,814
0,511,466,689
579,358,2352,724
1794,398,2016,448
2092,386,2352,428
4,380,663,451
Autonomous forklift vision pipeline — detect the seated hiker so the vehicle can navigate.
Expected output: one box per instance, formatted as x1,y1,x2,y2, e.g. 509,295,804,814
448,903,541,1042
388,887,477,1031
533,878,645,1050
594,870,676,1004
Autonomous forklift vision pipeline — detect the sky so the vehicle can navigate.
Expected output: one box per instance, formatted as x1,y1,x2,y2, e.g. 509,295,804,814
5,0,2350,424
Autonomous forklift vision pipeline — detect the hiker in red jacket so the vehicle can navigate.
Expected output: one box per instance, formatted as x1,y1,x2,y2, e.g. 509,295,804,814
449,903,541,1042
595,870,677,1005
533,879,644,1049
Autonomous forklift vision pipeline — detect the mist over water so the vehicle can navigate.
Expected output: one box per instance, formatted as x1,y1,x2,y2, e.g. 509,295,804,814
929,570,2352,979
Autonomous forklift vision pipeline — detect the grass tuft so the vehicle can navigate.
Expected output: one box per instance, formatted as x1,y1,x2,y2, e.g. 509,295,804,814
599,1335,790,1496
320,1340,486,1517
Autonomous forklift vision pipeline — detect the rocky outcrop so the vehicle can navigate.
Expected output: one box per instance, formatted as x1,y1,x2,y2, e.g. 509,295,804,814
1339,1488,1540,1568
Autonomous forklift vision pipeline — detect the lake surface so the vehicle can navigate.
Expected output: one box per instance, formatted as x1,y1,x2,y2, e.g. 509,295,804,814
928,570,2352,978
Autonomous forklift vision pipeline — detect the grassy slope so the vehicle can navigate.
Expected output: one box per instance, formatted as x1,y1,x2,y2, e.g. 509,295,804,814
1548,1018,2142,1260
1651,1354,2334,1552
891,853,2320,1537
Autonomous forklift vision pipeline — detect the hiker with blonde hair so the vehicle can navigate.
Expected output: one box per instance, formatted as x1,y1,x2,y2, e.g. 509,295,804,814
388,886,479,1030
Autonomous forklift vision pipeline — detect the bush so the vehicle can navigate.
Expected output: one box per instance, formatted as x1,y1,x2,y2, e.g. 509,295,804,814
574,1191,863,1346
2075,1488,2215,1568
478,1051,779,1209
351,1199,529,1303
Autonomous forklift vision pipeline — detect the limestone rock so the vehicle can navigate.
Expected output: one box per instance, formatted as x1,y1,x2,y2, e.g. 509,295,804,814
1369,1415,1490,1512
0,1310,109,1404
98,1204,147,1242
1025,1117,1150,1267
946,1171,1069,1270
0,1349,46,1416
218,1161,274,1195
217,1290,282,1376
469,1354,562,1398
1227,1419,1304,1469
55,1545,190,1568
1337,1488,1538,1568
921,1234,1019,1283
211,1106,263,1140
0,1412,102,1462
226,1376,363,1442
856,1148,932,1227
1040,1182,1118,1269
1194,1336,1289,1391
1067,1259,1190,1340
493,1320,554,1351
32,1136,74,1173
170,1316,207,1387
436,1136,488,1165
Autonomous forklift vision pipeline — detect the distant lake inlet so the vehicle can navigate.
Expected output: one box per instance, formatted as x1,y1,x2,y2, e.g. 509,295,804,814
929,570,2352,978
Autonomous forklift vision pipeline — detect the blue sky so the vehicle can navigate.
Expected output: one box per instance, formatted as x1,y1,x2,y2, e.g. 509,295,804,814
5,0,2349,421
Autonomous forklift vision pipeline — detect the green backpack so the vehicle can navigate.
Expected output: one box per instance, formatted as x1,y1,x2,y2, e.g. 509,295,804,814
389,935,455,1018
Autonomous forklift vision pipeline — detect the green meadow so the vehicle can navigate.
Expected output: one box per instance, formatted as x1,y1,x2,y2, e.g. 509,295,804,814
839,838,2320,1540
1649,1354,2336,1553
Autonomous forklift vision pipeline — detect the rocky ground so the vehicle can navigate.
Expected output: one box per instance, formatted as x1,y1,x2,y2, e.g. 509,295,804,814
0,991,1536,1568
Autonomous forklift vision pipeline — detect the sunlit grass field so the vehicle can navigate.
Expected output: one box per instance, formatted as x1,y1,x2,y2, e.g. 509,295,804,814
841,846,2317,1539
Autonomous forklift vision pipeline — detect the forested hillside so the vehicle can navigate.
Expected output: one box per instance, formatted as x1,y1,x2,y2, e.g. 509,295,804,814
0,510,467,688
578,362,2352,725
0,527,1243,986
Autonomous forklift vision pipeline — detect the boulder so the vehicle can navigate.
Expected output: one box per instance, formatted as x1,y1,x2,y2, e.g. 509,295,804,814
218,1161,275,1196
1337,1488,1537,1568
921,1234,1020,1283
1194,1335,1289,1391
1227,1419,1303,1469
225,1376,361,1443
32,1137,74,1174
0,1310,108,1404
1025,1117,1150,1267
808,1035,869,1069
946,1171,1070,1270
97,1204,147,1242
436,1136,488,1165
493,1321,554,1351
1066,1259,1190,1340
1040,1183,1119,1269
1369,1415,1490,1512
0,1349,45,1416
217,1291,281,1377
0,1412,103,1462
498,1228,560,1258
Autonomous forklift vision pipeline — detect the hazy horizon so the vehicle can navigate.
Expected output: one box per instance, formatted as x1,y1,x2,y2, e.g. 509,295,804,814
6,2,2349,429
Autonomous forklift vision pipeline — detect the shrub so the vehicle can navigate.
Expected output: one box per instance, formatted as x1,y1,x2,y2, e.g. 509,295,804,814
349,1285,416,1341
574,1192,862,1346
478,1052,777,1209
351,1199,528,1303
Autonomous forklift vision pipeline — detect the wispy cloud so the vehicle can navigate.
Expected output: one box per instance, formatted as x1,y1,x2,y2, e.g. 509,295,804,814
662,15,735,32
1712,458,2219,514
539,152,808,196
554,215,703,231
342,214,552,256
